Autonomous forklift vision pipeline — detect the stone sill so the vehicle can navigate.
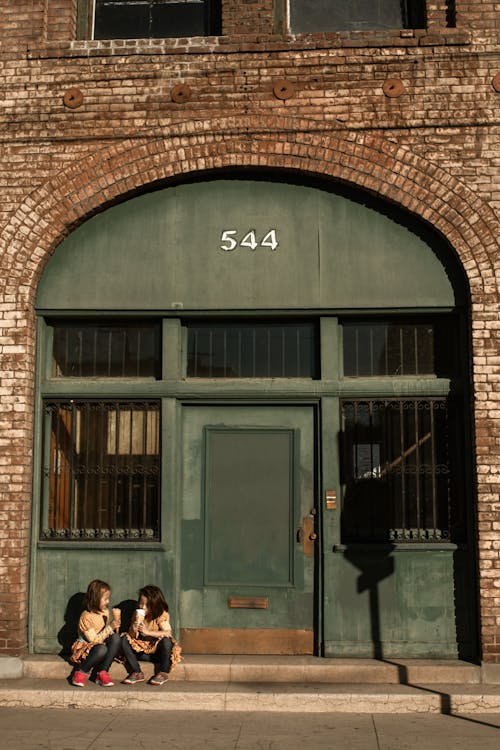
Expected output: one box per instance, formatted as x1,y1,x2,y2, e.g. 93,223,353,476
19,27,472,60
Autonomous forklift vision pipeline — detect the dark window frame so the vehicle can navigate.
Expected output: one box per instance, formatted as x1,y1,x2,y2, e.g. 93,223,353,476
185,318,320,379
88,0,221,40
341,315,457,379
50,319,162,379
288,0,427,35
340,396,465,544
40,399,162,542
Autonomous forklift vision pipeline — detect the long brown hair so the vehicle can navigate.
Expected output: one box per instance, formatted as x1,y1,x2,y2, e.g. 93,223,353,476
84,579,110,613
138,585,169,620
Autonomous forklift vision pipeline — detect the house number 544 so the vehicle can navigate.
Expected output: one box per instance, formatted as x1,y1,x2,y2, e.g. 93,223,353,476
220,229,279,252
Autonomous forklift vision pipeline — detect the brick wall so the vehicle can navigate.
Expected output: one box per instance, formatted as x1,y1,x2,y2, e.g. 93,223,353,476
0,0,499,659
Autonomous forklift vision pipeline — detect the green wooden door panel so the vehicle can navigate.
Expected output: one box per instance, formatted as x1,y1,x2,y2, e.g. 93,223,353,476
205,429,294,586
36,179,459,311
323,548,476,659
31,548,172,653
180,405,316,632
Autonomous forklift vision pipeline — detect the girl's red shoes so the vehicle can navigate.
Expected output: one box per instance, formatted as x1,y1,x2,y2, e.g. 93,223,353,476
96,670,114,686
71,670,88,687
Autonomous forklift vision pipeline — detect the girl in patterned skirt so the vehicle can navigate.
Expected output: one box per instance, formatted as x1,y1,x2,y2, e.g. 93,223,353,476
71,579,121,687
121,584,182,686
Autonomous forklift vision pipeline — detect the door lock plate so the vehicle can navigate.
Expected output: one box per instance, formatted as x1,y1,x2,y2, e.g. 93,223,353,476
298,515,316,555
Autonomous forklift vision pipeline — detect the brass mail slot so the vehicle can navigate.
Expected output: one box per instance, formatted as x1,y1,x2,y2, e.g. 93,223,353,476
228,597,269,609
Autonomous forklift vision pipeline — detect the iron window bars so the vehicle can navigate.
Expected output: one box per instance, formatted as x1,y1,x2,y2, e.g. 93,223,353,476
41,400,161,541
342,318,455,377
340,398,463,543
51,321,161,379
186,320,318,378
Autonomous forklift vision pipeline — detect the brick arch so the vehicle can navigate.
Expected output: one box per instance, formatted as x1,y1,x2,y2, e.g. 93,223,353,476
1,115,499,304
1,116,499,657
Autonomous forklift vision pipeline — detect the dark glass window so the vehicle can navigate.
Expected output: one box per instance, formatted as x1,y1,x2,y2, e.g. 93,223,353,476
187,321,319,378
341,398,464,543
41,400,161,541
342,319,454,377
51,321,160,378
94,0,219,39
289,1,426,34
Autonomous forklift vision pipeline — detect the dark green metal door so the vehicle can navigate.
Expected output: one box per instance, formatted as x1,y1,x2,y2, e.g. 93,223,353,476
180,404,316,654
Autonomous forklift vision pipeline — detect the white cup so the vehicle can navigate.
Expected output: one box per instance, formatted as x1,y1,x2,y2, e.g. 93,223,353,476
135,608,145,623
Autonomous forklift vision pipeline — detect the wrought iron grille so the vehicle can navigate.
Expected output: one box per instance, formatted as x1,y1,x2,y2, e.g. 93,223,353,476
187,321,318,378
51,321,160,378
41,400,161,541
341,398,459,543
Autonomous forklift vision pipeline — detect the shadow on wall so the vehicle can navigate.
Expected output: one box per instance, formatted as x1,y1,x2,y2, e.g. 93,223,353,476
57,594,137,658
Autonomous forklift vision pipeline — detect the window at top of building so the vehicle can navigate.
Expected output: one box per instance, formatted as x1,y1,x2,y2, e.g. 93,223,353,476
289,1,426,34
93,0,220,40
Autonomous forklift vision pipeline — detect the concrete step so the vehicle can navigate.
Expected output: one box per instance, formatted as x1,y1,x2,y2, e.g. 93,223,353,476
20,655,483,685
1,678,500,714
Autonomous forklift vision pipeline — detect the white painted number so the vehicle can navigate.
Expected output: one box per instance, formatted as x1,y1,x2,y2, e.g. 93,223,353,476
240,230,258,250
220,230,238,252
260,229,279,251
220,229,279,252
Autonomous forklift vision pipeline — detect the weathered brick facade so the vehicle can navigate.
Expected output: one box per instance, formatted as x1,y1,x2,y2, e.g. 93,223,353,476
0,1,499,659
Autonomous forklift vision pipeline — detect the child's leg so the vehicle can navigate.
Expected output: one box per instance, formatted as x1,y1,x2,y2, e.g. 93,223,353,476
78,644,107,674
154,637,173,674
120,635,142,674
98,633,121,672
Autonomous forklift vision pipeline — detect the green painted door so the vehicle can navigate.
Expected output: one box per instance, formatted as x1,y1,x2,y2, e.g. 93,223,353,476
180,404,317,654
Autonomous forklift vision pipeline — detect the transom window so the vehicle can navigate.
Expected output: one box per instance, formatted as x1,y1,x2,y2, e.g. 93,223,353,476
186,320,319,378
51,320,161,378
342,318,455,377
289,1,426,34
93,0,219,39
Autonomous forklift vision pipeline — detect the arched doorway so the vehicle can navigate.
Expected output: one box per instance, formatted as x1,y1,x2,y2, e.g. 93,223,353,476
30,173,477,659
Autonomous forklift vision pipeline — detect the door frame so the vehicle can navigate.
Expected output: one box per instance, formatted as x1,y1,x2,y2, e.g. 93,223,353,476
176,398,323,655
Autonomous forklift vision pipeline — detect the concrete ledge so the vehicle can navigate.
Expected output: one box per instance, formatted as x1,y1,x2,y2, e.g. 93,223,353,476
481,663,500,685
0,657,24,679
21,655,482,684
0,679,499,713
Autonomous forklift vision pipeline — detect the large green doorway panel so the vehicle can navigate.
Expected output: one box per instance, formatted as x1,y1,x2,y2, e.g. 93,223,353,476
180,405,316,654
31,173,474,658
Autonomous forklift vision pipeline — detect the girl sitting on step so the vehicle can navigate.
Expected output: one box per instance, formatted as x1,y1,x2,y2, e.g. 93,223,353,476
70,579,121,687
121,584,182,686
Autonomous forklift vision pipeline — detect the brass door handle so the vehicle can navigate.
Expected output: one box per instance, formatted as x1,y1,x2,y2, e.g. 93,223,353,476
309,532,318,541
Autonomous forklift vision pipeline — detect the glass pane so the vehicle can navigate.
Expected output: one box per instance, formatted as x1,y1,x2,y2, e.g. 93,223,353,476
340,399,458,543
41,400,161,541
94,0,210,39
152,1,207,37
289,1,425,34
342,319,454,377
186,321,318,378
51,322,160,378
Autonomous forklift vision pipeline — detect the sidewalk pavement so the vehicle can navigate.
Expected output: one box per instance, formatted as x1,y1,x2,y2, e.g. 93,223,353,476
0,706,499,749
